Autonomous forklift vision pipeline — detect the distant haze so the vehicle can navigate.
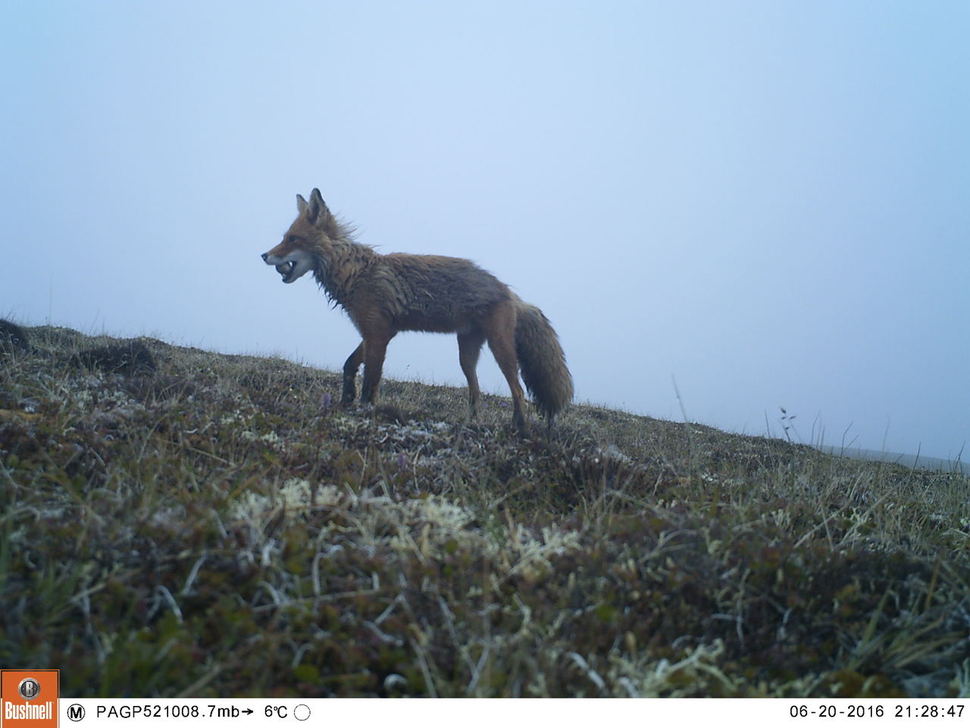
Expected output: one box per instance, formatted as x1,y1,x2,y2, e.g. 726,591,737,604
2,1,967,460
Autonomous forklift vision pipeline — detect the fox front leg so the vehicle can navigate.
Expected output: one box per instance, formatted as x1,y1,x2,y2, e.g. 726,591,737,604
341,342,364,405
359,335,390,405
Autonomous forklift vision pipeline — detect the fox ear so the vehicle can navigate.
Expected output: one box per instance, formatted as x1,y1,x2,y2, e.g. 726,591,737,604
306,188,330,225
296,194,308,215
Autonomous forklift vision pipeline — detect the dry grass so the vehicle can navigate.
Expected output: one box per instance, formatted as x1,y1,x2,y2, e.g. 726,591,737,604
1,323,968,697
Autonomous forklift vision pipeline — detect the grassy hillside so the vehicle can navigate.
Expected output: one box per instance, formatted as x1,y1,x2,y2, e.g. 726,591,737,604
816,445,969,477
1,323,968,697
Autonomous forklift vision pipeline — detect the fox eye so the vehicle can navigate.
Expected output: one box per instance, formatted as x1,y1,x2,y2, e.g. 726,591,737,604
286,235,297,243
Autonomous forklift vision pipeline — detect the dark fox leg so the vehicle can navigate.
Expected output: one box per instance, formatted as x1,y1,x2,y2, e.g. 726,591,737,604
360,333,392,405
484,302,527,433
342,342,364,405
457,330,486,419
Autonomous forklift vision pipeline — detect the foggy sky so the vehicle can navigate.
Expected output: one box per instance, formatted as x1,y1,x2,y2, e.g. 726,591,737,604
2,1,968,460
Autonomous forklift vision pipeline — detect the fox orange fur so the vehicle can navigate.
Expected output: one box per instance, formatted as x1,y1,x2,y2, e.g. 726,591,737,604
262,189,572,431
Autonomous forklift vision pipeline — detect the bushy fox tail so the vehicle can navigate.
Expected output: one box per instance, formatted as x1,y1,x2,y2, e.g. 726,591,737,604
514,299,573,421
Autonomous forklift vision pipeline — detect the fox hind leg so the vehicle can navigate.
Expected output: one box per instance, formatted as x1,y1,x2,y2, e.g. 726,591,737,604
457,330,486,420
484,303,527,433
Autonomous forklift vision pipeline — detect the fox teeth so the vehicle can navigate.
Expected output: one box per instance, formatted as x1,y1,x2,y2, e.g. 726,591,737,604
276,262,294,279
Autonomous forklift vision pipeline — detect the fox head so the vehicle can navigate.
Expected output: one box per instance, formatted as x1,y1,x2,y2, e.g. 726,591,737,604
261,188,335,284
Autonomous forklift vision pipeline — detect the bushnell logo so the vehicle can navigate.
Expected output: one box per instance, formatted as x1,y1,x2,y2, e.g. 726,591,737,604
1,669,59,728
17,679,41,700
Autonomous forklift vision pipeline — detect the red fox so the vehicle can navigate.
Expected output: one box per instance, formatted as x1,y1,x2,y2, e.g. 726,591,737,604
262,189,572,431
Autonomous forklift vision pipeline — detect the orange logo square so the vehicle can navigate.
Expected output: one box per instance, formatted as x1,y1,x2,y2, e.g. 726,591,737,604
0,671,58,728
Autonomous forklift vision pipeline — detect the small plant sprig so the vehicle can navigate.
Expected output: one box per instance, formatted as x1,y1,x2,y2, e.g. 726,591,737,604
779,406,799,443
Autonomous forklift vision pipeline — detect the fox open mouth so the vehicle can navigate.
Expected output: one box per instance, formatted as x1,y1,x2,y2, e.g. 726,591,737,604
276,261,295,282
264,249,312,283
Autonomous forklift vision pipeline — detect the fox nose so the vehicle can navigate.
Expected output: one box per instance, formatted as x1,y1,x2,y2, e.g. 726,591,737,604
261,253,268,262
